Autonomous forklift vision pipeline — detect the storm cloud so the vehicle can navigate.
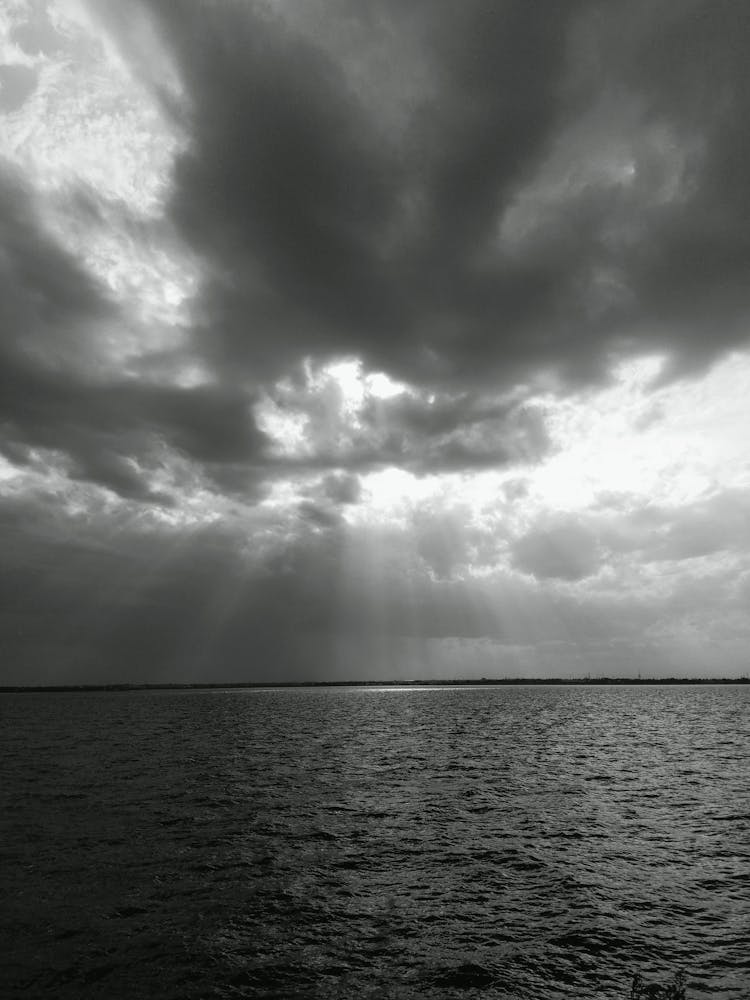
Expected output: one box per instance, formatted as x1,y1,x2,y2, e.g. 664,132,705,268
91,0,750,392
2,0,750,683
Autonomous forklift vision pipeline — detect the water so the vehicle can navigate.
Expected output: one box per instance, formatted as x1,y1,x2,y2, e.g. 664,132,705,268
2,685,748,999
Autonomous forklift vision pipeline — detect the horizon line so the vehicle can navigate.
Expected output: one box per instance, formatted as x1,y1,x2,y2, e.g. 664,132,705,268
2,676,748,693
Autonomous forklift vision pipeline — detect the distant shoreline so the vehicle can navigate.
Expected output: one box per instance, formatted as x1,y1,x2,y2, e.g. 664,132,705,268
1,677,748,692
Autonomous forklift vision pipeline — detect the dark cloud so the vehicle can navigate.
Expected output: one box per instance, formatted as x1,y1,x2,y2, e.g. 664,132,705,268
0,165,274,500
360,393,551,472
93,0,585,385
413,509,476,582
263,370,551,475
89,0,750,396
69,449,171,505
321,472,361,506
0,159,541,509
0,167,114,365
612,491,750,563
297,500,342,530
23,0,742,507
6,1,748,495
590,1,750,380
288,473,361,534
514,489,750,579
156,0,404,374
0,351,271,502
511,518,602,581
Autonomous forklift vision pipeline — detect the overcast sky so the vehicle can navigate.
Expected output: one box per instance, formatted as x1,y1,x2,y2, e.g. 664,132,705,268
2,0,750,684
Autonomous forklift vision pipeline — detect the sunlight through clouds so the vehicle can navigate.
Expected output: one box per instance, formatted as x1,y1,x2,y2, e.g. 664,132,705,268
533,352,750,513
2,0,750,682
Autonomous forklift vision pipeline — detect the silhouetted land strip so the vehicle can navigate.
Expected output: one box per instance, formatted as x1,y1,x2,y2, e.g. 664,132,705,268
2,677,747,692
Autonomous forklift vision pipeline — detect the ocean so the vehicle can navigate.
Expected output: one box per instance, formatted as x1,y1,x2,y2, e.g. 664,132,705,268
2,684,748,999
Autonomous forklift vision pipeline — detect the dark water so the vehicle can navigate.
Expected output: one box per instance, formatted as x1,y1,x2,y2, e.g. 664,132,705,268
2,685,748,999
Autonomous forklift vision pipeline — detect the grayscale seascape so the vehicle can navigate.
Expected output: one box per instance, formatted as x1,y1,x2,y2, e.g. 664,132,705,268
4,1,750,997
2,684,748,999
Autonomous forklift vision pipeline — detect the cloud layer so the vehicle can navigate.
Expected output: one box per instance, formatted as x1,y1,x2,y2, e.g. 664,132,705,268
2,1,750,682
93,0,750,393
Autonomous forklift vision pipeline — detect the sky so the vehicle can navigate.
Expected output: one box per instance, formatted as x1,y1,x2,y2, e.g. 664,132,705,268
2,0,750,684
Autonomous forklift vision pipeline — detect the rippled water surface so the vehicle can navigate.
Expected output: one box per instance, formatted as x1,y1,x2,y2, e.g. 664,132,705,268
2,685,748,999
